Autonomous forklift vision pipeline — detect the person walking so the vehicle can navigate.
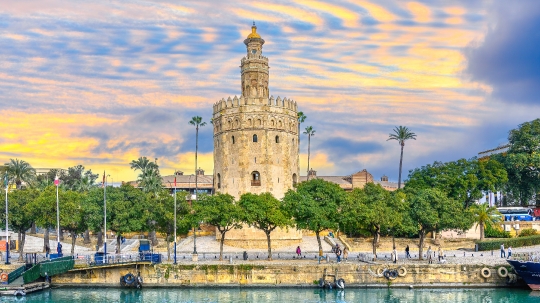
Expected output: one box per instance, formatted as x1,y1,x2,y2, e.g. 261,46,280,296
500,243,506,258
405,245,411,259
427,246,433,264
296,246,302,258
343,247,349,261
438,246,445,262
507,246,512,259
45,244,50,258
392,247,398,264
336,246,342,263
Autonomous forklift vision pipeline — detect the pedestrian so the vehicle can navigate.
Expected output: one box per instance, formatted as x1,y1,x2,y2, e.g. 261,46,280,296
405,245,411,259
392,247,398,264
343,247,349,261
336,246,342,263
437,246,443,262
427,246,433,264
500,243,506,258
243,251,248,260
45,244,50,258
57,243,62,255
296,246,302,257
507,246,512,259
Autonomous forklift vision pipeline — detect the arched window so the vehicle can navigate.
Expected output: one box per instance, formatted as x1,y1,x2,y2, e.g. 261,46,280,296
217,173,221,189
292,173,298,187
251,171,261,186
253,134,258,142
232,136,235,144
275,136,280,143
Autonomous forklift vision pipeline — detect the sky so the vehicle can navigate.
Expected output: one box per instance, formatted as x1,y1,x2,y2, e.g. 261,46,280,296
1,0,539,184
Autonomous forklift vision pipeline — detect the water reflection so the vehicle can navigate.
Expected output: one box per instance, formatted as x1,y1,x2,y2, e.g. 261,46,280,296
0,287,536,303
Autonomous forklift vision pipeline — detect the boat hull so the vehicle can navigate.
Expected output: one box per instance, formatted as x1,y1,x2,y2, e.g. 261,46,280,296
507,260,540,290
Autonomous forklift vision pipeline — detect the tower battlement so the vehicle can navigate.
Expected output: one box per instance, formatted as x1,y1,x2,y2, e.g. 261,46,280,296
212,96,297,113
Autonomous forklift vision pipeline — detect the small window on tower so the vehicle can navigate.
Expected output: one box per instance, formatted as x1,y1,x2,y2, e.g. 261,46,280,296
217,173,221,189
275,136,280,143
253,134,258,142
232,136,235,144
251,171,261,186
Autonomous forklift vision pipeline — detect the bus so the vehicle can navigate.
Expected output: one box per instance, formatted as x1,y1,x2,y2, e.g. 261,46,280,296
497,207,535,221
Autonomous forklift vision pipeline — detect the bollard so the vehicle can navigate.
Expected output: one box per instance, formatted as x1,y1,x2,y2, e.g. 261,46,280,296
229,256,233,264
326,255,330,263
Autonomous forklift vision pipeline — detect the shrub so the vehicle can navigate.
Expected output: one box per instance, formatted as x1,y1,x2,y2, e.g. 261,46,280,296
477,235,540,251
519,228,538,237
485,224,511,238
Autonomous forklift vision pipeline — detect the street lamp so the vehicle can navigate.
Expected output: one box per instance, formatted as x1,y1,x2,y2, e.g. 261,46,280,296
4,174,10,264
103,174,109,263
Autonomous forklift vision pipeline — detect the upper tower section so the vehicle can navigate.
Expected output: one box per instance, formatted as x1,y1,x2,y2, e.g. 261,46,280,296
241,22,269,99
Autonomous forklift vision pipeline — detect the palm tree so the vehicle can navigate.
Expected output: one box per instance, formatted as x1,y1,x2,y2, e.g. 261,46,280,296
303,126,315,181
297,112,306,169
6,159,36,189
130,157,161,193
189,116,206,255
387,126,417,189
470,203,502,240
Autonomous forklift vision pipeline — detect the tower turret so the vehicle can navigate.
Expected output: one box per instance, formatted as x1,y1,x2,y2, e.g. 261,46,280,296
241,22,269,100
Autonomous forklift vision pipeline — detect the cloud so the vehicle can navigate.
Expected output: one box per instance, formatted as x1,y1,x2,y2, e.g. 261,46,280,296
466,0,540,106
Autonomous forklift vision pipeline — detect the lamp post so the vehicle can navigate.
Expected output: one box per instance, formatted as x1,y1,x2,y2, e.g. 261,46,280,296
4,174,10,264
103,174,109,263
173,177,177,264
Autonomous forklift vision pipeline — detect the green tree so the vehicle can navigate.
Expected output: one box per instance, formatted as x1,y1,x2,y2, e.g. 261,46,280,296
405,158,507,208
496,119,540,205
469,203,502,240
108,184,150,249
409,188,473,260
130,157,161,194
283,178,346,254
31,186,61,251
195,193,242,261
62,165,98,191
303,126,315,180
6,159,36,189
343,183,405,259
387,126,417,189
59,190,87,255
238,192,292,260
5,188,38,261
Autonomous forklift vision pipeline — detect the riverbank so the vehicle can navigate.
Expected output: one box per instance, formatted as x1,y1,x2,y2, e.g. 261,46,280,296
52,261,521,288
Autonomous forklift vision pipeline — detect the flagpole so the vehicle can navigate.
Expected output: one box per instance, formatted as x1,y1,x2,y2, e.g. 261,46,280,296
5,175,10,265
56,177,61,256
174,177,177,265
103,173,107,263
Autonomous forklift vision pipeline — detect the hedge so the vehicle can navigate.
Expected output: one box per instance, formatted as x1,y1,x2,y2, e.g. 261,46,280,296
477,235,540,251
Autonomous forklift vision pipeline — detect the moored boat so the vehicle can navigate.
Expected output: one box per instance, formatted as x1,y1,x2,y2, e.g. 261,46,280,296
507,259,540,290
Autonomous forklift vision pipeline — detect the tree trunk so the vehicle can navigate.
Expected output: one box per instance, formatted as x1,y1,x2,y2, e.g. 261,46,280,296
307,135,311,180
43,229,50,252
18,232,26,262
166,233,171,261
117,234,121,254
316,231,322,253
97,230,103,248
71,233,76,255
398,143,404,189
83,230,91,244
266,231,272,260
30,222,36,234
418,230,426,260
372,230,379,260
149,230,158,246
480,222,485,241
59,230,64,241
220,231,226,261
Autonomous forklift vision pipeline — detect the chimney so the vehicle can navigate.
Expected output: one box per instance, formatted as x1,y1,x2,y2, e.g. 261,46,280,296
308,169,317,177
196,168,205,176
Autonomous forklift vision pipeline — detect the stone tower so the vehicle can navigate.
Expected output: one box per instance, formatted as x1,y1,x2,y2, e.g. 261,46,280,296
213,23,300,200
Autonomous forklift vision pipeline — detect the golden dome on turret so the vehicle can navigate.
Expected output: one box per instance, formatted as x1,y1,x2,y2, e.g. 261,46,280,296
247,22,261,39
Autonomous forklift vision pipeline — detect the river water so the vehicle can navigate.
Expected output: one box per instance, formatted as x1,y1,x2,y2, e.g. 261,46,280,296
1,288,538,303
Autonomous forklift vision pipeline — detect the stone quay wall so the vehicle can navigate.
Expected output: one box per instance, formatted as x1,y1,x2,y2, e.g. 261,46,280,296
52,262,514,288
